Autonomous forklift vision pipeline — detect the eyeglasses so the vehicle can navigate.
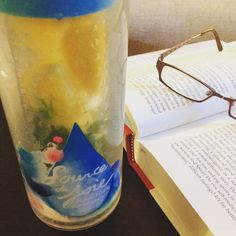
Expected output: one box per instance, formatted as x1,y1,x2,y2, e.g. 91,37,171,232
156,28,236,119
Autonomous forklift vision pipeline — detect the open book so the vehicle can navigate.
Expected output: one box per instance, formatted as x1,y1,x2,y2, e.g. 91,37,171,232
125,40,236,236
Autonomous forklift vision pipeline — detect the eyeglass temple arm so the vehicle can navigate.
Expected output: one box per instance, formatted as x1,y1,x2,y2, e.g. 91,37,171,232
159,28,223,61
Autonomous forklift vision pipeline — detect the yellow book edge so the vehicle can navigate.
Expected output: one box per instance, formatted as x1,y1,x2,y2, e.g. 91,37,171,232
124,124,214,236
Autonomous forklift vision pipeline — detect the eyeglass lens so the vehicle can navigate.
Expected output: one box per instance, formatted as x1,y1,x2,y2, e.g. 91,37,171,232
161,65,212,102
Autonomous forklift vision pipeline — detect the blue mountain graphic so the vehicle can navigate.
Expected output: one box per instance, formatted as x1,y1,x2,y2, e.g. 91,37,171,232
19,123,120,217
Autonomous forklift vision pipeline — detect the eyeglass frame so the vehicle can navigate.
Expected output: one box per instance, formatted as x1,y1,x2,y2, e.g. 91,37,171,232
156,28,236,119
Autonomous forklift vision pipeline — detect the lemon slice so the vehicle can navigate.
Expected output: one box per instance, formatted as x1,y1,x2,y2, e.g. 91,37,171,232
62,13,107,93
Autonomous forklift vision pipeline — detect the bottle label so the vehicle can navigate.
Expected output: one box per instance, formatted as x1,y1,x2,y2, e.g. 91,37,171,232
0,0,115,18
18,123,121,217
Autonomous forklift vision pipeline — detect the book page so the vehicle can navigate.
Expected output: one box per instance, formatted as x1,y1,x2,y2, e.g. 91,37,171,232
126,41,236,138
140,114,236,236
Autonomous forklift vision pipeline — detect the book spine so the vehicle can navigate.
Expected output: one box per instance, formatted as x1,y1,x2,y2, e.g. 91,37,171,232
124,125,154,191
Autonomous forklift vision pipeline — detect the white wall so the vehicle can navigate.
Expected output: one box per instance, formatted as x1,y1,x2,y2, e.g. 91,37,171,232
129,0,236,49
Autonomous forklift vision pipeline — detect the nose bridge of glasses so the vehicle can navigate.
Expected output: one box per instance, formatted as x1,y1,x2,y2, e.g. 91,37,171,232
216,93,235,103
